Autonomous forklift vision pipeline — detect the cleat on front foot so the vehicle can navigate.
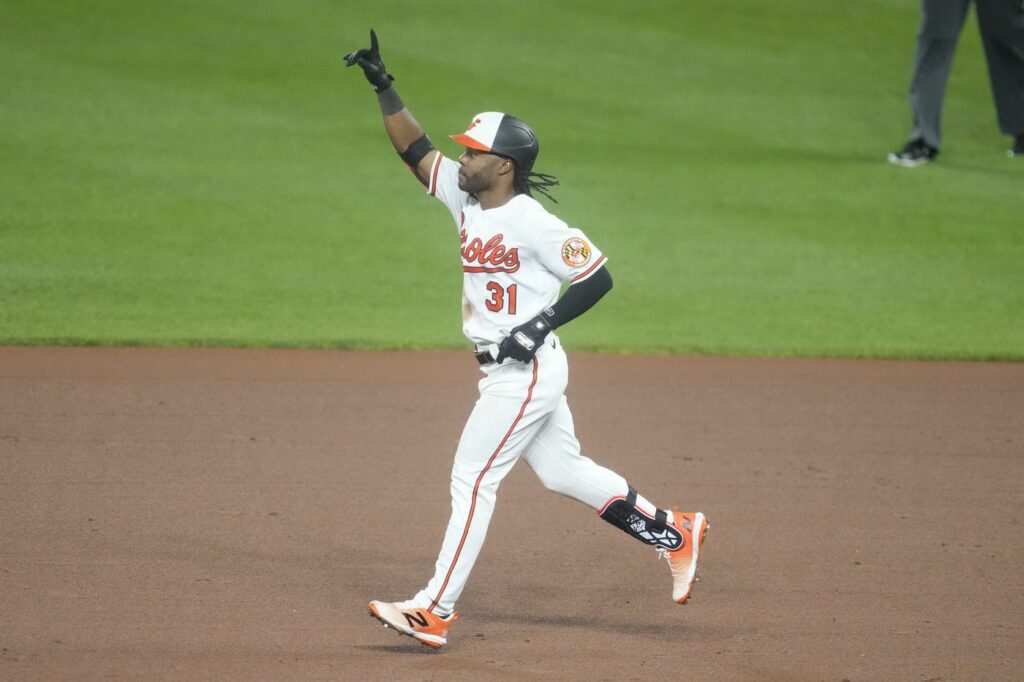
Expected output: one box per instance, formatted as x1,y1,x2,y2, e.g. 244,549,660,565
368,599,460,649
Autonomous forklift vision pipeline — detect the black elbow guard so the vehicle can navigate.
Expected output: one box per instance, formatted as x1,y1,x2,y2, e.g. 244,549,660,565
399,135,435,168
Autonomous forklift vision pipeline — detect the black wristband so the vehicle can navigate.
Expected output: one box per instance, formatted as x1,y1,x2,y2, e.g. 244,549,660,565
377,87,403,115
399,135,435,168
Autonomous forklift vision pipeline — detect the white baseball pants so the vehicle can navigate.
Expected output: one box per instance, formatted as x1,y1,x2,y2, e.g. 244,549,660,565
413,336,659,615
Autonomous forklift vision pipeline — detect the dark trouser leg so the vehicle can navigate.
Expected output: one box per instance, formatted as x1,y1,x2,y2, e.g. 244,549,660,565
975,0,1024,136
908,0,972,148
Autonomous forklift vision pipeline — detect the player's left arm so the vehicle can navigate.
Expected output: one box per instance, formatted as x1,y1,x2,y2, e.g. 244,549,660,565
495,266,613,363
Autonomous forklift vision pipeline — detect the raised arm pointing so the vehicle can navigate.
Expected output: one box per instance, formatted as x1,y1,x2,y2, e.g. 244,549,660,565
345,29,438,186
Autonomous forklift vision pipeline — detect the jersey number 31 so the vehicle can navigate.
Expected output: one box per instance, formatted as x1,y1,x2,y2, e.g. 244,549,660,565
485,282,517,314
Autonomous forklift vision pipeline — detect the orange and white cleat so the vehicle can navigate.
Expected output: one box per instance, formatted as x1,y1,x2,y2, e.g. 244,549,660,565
658,511,710,604
368,599,460,649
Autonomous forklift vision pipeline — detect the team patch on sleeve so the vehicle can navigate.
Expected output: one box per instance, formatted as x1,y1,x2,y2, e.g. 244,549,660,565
561,237,592,268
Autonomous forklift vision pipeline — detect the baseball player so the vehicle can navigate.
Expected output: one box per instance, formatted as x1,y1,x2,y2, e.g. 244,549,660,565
345,30,709,650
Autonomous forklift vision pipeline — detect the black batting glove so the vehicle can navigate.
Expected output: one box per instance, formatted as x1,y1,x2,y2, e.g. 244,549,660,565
344,29,395,92
495,311,554,364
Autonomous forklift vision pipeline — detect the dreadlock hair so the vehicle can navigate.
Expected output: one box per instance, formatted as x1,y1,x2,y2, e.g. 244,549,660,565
512,165,560,203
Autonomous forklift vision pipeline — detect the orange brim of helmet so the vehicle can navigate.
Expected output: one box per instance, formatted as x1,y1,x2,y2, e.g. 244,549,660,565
449,134,491,152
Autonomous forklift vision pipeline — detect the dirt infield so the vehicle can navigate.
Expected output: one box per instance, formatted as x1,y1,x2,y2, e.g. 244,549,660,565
1,347,1021,681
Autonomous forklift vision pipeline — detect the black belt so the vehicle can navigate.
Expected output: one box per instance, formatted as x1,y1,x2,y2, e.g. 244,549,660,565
474,349,495,366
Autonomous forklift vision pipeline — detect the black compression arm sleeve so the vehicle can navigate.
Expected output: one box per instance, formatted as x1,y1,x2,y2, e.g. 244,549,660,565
545,266,613,330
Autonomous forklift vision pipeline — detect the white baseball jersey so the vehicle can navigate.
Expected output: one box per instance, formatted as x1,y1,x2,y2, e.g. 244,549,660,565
426,154,607,346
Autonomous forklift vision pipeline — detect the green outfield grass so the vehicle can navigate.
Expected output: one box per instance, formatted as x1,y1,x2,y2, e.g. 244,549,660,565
2,0,1021,359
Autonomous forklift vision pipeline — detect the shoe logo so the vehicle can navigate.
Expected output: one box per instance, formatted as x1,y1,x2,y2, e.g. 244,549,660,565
404,611,430,628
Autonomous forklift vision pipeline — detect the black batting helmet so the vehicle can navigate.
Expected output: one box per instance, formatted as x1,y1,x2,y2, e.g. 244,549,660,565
450,112,540,173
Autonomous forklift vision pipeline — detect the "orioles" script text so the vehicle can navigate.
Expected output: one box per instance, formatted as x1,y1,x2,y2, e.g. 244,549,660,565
460,230,520,273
